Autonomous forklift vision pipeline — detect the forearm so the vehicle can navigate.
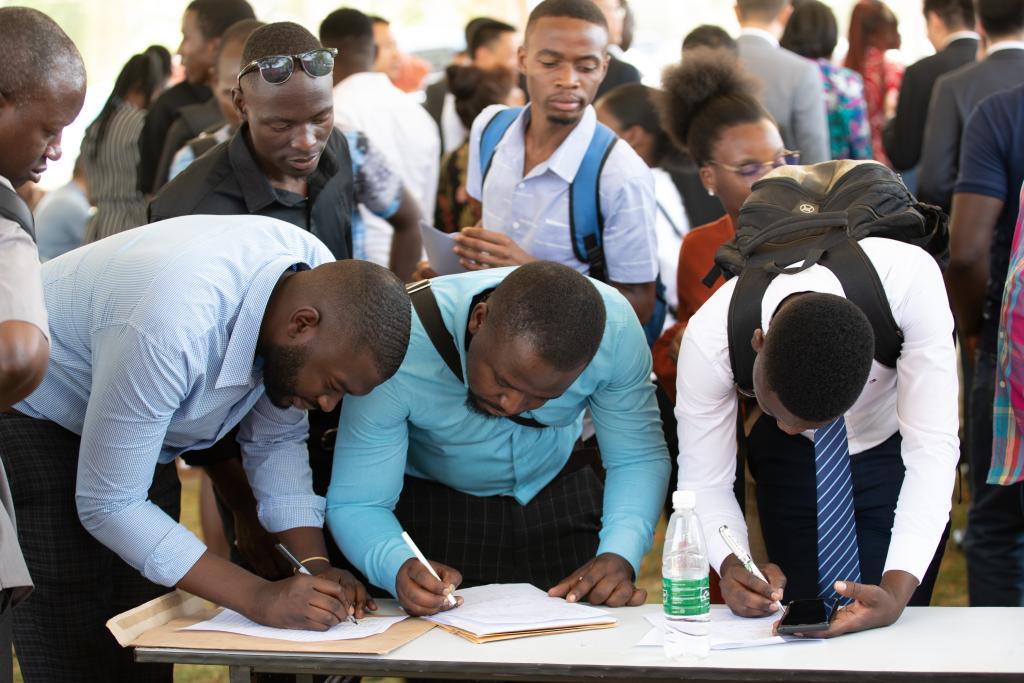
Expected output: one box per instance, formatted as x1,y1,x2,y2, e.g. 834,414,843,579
276,526,330,568
177,551,269,616
0,322,49,408
610,281,655,324
945,260,989,339
389,222,422,282
879,569,918,610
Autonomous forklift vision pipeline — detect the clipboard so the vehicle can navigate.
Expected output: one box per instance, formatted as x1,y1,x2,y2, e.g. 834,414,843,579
106,590,434,656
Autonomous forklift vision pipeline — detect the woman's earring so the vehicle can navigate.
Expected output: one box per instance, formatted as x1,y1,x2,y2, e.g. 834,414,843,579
707,188,716,197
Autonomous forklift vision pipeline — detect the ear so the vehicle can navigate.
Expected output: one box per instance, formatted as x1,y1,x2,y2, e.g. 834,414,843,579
232,87,247,121
288,306,322,340
467,301,489,336
751,328,765,354
699,164,716,195
517,44,527,75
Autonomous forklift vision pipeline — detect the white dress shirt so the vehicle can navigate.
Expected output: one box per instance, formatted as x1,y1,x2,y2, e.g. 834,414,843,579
675,237,959,584
467,104,658,284
440,91,467,156
332,72,441,266
652,167,689,323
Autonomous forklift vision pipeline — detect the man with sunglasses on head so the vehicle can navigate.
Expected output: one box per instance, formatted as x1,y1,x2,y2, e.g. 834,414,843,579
428,0,659,331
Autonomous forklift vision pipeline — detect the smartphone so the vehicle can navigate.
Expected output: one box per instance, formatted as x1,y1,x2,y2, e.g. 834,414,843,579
777,598,831,634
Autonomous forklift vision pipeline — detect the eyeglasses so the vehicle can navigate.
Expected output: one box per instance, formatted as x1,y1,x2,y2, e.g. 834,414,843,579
237,48,338,87
708,150,801,180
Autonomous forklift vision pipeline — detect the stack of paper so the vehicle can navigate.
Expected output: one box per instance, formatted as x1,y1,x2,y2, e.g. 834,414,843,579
636,610,806,650
179,609,407,643
426,583,617,643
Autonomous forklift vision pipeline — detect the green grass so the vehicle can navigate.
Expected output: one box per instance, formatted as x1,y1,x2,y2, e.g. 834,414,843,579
14,467,970,683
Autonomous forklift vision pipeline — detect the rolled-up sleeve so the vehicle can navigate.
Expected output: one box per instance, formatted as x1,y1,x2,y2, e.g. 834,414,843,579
328,380,413,596
588,312,670,576
238,393,324,533
75,324,206,587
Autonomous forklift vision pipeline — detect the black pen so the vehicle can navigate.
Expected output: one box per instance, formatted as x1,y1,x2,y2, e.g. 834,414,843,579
275,543,358,625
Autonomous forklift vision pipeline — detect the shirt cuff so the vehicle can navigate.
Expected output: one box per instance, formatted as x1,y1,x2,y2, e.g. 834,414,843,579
257,493,326,533
882,530,936,583
597,526,647,578
142,523,209,586
378,543,417,598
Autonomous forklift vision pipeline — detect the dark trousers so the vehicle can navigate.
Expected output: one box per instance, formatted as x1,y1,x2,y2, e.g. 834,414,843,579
0,605,11,683
964,351,1024,606
747,415,945,603
0,414,176,683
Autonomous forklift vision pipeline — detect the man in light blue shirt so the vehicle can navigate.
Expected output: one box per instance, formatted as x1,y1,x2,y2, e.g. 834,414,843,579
33,155,90,261
328,262,668,616
0,215,411,681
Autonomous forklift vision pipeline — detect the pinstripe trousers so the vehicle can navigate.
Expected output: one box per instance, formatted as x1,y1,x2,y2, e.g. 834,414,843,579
0,414,175,683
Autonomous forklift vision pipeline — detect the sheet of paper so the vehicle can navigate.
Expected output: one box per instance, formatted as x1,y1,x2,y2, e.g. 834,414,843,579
636,611,800,650
420,220,468,276
426,583,615,636
179,609,407,643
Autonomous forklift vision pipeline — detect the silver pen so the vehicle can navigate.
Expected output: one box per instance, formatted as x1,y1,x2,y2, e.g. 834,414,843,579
718,526,782,612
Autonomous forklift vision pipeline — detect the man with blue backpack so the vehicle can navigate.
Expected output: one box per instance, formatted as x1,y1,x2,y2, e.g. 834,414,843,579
455,0,663,344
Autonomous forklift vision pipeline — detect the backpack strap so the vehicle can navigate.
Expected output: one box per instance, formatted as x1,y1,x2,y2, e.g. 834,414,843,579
727,267,777,395
818,238,903,368
479,107,523,186
0,183,35,243
570,123,618,282
407,280,464,383
406,280,548,429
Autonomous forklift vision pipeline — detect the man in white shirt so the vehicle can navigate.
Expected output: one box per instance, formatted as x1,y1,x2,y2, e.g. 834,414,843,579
676,237,958,637
734,0,830,163
457,0,659,326
320,7,439,268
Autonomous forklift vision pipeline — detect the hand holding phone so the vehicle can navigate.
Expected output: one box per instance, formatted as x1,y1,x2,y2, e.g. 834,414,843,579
776,598,836,634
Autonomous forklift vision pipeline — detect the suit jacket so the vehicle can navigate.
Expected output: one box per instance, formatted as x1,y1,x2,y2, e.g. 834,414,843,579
596,52,641,99
883,36,978,171
736,33,830,163
917,48,1024,211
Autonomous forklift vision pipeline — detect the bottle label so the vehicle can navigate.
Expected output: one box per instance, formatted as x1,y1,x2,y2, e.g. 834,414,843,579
663,577,710,617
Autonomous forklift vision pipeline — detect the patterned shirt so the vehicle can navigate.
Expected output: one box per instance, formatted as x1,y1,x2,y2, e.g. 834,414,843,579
816,60,873,161
992,183,1024,485
16,216,334,587
861,47,904,168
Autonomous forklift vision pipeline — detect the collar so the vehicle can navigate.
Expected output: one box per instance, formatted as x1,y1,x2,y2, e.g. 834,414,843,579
227,122,340,214
336,71,396,94
215,260,310,389
739,27,780,49
987,40,1024,56
608,45,626,60
943,31,980,48
0,175,12,192
515,104,599,183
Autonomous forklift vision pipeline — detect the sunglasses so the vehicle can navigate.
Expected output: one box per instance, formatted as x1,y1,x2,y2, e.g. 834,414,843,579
708,150,801,180
237,48,338,86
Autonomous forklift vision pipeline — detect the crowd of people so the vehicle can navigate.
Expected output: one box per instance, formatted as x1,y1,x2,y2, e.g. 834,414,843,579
1,0,1023,681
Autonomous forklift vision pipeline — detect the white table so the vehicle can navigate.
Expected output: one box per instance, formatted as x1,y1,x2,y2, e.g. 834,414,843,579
133,603,1024,682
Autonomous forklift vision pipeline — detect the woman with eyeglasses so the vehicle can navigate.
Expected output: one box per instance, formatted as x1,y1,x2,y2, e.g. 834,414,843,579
82,51,164,243
651,47,793,402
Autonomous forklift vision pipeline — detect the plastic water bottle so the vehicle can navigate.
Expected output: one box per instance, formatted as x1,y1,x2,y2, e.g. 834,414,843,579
662,489,710,660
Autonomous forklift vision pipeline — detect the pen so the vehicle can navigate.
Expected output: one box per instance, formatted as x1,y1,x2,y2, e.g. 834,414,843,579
718,525,782,612
400,531,457,607
274,543,358,624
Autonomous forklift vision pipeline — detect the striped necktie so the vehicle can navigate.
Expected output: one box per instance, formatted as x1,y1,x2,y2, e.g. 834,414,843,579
814,416,861,604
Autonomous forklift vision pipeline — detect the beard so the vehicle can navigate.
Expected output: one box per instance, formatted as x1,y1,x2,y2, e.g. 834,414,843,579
545,113,580,126
262,341,310,409
465,390,500,419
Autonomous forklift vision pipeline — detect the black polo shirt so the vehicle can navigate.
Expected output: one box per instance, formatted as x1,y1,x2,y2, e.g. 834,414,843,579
148,123,355,259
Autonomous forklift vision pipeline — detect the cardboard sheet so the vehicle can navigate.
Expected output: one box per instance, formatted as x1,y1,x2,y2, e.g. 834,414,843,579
106,590,434,656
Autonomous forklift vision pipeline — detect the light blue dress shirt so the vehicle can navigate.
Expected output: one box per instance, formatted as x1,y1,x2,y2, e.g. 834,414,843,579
33,181,90,261
16,215,335,587
327,268,670,596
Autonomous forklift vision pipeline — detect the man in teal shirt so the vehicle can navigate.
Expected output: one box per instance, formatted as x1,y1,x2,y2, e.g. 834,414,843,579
328,262,669,615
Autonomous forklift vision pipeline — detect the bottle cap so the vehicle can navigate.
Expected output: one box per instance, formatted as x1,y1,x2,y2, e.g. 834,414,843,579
673,490,696,509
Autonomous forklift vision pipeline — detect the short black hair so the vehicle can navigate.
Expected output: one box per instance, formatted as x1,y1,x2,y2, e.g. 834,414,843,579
319,7,375,56
975,0,1024,38
659,48,771,166
682,25,738,54
525,0,609,39
597,83,673,165
736,0,791,22
242,21,322,66
310,260,411,380
447,64,518,129
486,262,606,372
762,293,874,422
186,0,256,41
468,18,517,58
0,7,85,104
924,0,975,29
145,44,173,78
780,0,839,61
218,19,264,63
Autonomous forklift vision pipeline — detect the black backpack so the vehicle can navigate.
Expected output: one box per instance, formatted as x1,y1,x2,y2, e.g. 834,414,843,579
0,182,35,242
711,160,949,394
